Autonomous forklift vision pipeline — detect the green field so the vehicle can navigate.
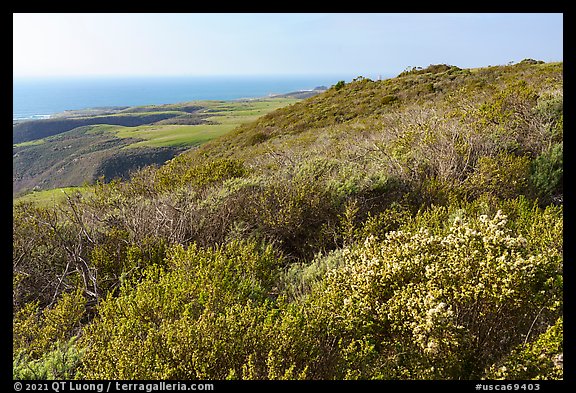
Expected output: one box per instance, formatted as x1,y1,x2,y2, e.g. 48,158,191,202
111,123,236,148
13,139,46,147
14,186,92,207
110,98,298,148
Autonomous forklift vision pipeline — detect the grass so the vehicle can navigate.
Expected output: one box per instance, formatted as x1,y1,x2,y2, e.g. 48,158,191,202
112,124,237,148
14,139,46,147
88,110,186,119
14,186,92,208
109,98,299,148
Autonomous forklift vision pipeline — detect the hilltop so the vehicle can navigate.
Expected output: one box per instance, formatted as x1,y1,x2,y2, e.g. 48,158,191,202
13,60,563,380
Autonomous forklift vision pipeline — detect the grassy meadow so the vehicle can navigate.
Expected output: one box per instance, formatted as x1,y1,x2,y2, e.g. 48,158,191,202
13,186,92,207
109,98,298,148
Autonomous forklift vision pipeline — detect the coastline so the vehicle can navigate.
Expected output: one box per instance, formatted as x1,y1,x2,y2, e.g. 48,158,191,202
13,75,345,122
13,87,329,123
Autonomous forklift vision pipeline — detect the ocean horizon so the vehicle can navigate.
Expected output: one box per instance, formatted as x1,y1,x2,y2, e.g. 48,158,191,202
13,75,362,121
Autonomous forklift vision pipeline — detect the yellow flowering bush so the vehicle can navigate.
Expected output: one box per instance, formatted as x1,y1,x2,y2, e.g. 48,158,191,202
314,208,562,378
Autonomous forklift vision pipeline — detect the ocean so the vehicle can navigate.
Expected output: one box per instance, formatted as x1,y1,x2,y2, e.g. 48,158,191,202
13,75,353,121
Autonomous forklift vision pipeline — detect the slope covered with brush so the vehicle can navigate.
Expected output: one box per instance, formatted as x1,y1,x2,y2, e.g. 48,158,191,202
13,60,563,380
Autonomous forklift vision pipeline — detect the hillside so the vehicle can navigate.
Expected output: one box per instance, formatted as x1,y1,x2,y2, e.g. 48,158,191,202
13,112,187,144
13,60,563,380
13,97,300,196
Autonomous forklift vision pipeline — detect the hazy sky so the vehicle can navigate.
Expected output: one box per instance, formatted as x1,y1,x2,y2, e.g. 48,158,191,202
13,13,563,78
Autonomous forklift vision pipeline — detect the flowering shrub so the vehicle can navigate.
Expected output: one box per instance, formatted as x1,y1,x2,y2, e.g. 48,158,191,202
75,205,562,380
314,208,562,378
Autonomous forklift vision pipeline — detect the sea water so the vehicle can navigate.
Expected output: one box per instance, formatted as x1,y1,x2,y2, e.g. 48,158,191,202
13,75,353,121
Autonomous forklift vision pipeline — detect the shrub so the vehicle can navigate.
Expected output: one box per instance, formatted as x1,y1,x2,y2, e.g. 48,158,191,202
466,153,531,200
398,64,459,77
155,157,248,193
13,202,77,309
517,59,545,65
309,208,562,378
473,81,540,154
356,202,412,241
13,337,84,380
534,93,563,144
529,143,562,204
334,81,346,91
278,248,348,301
245,163,340,260
14,288,86,374
485,317,563,379
79,240,283,379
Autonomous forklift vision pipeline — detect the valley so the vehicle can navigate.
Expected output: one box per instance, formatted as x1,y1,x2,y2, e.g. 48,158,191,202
13,96,305,197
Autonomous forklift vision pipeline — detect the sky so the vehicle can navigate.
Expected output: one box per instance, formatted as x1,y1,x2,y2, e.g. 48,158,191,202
13,13,563,78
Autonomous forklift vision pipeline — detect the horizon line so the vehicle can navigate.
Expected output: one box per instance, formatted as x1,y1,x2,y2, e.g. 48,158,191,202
13,72,371,79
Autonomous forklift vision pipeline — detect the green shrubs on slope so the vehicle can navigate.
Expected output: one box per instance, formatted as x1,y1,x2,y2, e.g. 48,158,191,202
529,143,563,204
13,62,563,380
79,240,282,379
486,317,563,380
13,337,84,380
13,289,86,379
465,153,531,200
76,200,561,380
153,156,248,194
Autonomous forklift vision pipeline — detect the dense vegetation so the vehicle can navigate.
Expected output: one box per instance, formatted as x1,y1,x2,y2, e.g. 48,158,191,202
13,60,563,380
